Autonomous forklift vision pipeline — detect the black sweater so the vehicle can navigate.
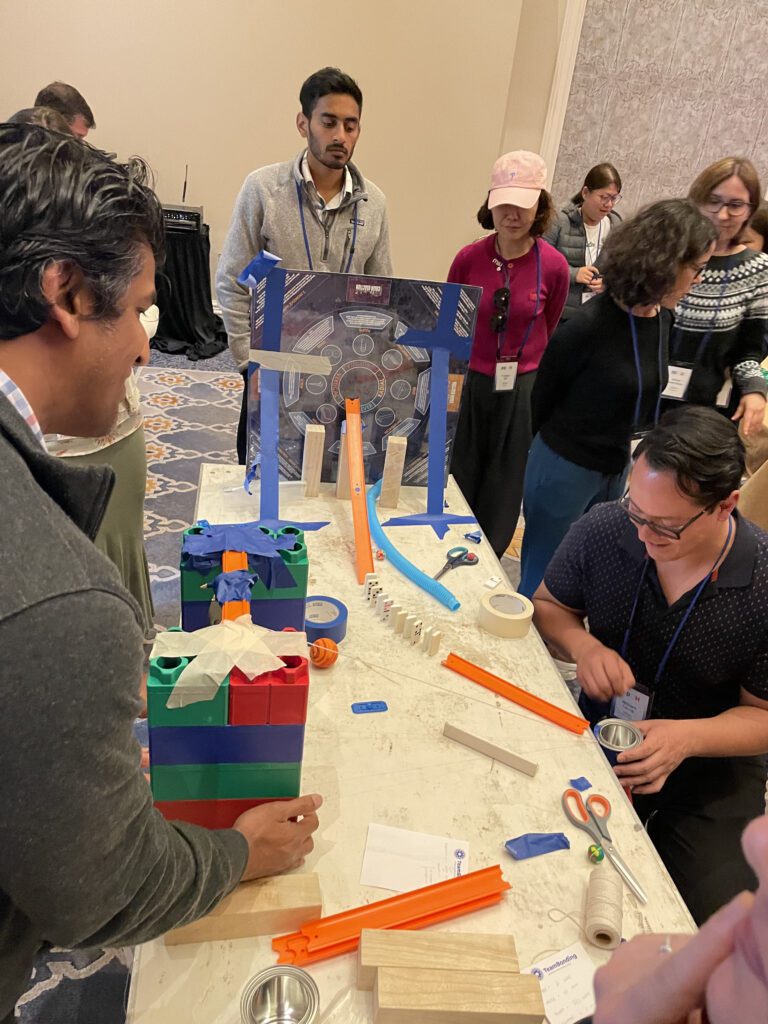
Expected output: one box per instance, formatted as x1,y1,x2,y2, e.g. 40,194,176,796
532,292,671,474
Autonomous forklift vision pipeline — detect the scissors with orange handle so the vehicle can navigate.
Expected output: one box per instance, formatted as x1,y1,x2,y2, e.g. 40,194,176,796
562,788,647,904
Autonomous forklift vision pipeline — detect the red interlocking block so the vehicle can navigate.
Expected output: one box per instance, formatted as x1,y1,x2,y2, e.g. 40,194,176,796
228,666,271,725
268,656,309,725
154,797,287,830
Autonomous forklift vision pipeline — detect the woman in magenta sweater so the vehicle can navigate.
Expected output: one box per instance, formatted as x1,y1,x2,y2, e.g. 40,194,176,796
448,151,569,556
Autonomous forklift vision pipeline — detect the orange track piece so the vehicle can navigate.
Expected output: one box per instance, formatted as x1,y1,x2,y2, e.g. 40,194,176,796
345,398,374,584
221,550,250,621
272,865,509,966
442,652,588,735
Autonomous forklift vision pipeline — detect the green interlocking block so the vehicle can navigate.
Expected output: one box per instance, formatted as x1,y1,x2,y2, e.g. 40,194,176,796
147,656,229,727
150,761,302,801
180,526,308,603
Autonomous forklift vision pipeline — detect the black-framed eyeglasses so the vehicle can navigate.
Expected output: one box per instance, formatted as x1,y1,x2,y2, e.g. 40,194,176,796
701,196,753,215
490,287,510,334
590,190,622,205
619,493,715,541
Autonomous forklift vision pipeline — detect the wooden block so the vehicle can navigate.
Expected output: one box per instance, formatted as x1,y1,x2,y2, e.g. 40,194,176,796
301,424,325,497
358,929,519,990
336,424,350,499
443,723,538,778
380,436,408,508
374,966,544,1023
164,873,321,946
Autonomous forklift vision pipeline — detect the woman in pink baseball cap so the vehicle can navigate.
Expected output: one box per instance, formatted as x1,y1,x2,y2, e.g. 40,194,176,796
448,150,570,557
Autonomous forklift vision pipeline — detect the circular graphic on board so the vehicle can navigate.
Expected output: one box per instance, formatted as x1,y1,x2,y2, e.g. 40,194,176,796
352,334,375,357
331,360,387,413
375,406,397,428
324,344,343,366
316,403,338,424
381,348,404,371
305,375,327,395
390,379,412,401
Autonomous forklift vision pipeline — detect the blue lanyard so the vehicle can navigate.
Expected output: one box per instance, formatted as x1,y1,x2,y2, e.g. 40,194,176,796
620,515,733,687
498,239,542,362
628,310,665,430
295,179,358,274
672,271,732,364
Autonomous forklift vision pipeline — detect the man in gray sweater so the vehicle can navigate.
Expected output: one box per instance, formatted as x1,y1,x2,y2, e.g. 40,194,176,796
216,66,393,463
0,123,321,1023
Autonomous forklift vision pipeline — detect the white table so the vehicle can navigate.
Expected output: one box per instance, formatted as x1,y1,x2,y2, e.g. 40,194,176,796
127,468,694,1023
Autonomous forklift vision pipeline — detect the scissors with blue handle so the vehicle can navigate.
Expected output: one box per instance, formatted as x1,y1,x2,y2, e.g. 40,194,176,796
562,788,647,904
433,545,479,581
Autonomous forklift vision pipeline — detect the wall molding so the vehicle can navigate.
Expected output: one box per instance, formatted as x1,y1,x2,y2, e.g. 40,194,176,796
540,0,588,185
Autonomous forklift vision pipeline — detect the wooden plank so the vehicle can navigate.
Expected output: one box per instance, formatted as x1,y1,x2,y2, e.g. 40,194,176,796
374,966,545,1023
380,435,408,509
358,929,519,991
443,723,538,778
164,873,321,946
301,424,325,498
336,424,350,499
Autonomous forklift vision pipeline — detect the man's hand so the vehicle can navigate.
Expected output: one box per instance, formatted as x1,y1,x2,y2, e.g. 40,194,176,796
576,265,600,285
613,719,693,794
732,392,766,437
576,642,635,701
234,794,322,880
592,893,753,1024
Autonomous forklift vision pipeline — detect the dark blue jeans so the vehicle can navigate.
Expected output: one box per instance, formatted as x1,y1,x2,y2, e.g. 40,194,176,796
519,435,628,597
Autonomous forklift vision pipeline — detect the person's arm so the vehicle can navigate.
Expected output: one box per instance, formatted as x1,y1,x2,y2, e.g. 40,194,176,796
215,175,265,371
446,249,468,286
530,318,594,438
363,204,393,276
729,261,768,435
0,592,318,949
543,254,570,334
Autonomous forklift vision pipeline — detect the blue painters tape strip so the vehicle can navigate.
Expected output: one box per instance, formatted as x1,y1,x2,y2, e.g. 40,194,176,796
570,776,592,792
352,701,388,714
304,595,348,644
258,269,287,522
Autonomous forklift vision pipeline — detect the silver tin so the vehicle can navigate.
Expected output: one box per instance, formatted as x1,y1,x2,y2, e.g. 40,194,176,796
593,718,643,766
240,966,320,1024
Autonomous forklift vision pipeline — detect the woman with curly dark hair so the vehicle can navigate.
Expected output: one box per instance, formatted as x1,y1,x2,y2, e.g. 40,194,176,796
448,151,569,557
518,199,716,598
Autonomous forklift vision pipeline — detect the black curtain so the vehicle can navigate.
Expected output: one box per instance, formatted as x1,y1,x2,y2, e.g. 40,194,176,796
153,224,228,360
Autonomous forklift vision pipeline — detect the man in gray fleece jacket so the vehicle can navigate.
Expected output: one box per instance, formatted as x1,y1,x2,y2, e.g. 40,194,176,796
216,67,393,462
0,123,321,1023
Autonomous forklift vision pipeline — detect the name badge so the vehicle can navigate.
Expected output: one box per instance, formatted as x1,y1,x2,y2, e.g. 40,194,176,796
715,375,733,408
661,365,692,400
494,360,518,392
610,684,651,722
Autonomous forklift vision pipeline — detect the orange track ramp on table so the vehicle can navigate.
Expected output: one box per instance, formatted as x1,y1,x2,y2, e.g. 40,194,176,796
344,398,374,584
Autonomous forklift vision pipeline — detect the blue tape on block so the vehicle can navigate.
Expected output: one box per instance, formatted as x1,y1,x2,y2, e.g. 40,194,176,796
352,701,388,714
504,832,571,860
570,776,592,791
304,596,348,644
149,724,305,765
464,530,482,544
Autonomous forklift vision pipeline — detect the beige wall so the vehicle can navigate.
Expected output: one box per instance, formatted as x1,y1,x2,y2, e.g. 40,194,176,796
1,0,579,289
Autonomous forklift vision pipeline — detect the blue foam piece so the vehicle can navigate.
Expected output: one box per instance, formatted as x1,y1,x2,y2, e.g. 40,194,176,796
570,776,592,791
351,701,388,714
149,724,305,765
381,511,477,540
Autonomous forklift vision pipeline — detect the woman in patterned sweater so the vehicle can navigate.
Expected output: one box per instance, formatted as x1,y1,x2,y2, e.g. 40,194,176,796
664,157,768,435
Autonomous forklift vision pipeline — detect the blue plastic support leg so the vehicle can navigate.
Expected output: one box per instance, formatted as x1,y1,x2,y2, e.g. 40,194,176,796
427,346,450,517
258,270,286,523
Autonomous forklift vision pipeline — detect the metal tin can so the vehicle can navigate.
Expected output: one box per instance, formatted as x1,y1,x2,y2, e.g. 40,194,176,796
593,718,643,766
240,965,320,1024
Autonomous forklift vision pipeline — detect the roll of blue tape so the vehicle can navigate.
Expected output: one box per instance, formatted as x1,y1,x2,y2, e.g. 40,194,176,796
304,596,348,644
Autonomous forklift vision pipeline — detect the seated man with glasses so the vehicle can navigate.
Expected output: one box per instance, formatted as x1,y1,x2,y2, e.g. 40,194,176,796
533,405,768,925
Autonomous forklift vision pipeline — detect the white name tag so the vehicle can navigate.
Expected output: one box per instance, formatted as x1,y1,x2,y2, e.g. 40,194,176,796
715,375,733,408
494,361,518,392
581,291,596,304
661,365,692,400
610,686,651,722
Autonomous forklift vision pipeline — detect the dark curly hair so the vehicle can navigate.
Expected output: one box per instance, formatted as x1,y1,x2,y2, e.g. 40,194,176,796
748,201,768,253
0,122,164,341
476,189,555,239
634,406,744,506
299,67,362,117
600,198,716,308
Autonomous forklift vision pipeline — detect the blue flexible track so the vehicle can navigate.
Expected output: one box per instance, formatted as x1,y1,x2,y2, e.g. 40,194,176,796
366,479,460,611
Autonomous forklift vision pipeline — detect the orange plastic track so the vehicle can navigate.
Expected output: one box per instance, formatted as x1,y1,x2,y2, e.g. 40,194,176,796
272,865,509,966
221,550,250,621
442,652,589,735
345,398,374,584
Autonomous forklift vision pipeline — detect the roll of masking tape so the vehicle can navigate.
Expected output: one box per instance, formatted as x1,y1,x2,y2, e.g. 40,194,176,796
304,596,348,644
478,590,534,639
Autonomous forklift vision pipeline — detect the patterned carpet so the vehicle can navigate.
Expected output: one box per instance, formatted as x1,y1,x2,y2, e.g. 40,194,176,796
17,366,241,1024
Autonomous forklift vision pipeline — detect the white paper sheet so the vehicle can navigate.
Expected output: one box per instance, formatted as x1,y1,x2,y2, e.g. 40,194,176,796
360,823,470,893
524,942,596,1024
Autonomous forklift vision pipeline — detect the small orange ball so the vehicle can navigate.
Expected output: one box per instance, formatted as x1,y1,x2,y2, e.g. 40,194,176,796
309,636,339,668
